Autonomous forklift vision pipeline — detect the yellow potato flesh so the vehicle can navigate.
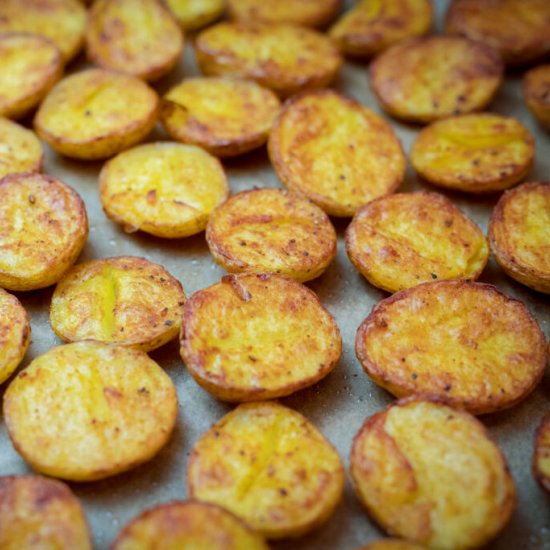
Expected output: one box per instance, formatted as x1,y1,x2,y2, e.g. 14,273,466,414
166,0,224,30
0,118,43,179
535,415,550,492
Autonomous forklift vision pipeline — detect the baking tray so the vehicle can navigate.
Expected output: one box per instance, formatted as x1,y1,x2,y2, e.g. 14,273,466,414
1,1,549,548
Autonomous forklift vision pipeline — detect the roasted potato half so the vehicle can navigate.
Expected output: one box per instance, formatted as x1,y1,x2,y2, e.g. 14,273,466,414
358,540,428,550
350,398,516,549
34,69,159,160
111,501,269,550
0,475,92,549
269,90,405,217
533,413,550,493
195,22,342,97
50,256,186,352
524,65,550,130
488,182,550,294
346,192,489,293
0,172,88,291
411,113,535,193
206,188,337,282
161,77,281,158
370,36,503,124
187,401,344,539
0,118,43,179
3,341,178,482
356,280,547,415
165,0,224,31
100,142,229,238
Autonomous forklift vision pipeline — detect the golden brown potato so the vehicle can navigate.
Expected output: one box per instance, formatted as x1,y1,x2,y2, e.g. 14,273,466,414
355,280,547,415
0,33,63,120
86,0,184,81
195,22,343,97
165,0,224,31
488,182,550,294
206,188,337,282
111,501,269,550
34,69,159,160
50,256,186,352
329,0,432,58
187,401,344,539
446,0,550,66
0,118,43,179
358,539,428,550
100,142,229,238
350,398,516,549
0,475,92,550
268,90,405,217
161,77,281,158
524,65,550,130
533,412,550,493
411,113,535,193
3,341,178,482
0,172,88,291
180,273,341,401
346,192,489,293
370,36,503,124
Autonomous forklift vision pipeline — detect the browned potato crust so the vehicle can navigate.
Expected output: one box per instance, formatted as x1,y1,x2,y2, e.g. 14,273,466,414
533,412,550,493
370,36,503,123
165,0,225,31
268,90,405,217
345,192,489,293
358,541,427,550
0,172,88,291
0,118,43,179
523,65,550,130
355,280,548,415
350,398,516,549
446,0,550,66
488,182,550,294
0,475,92,549
206,188,337,282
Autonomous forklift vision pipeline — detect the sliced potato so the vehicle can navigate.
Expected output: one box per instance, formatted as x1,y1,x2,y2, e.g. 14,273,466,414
161,77,281,158
206,188,337,282
346,192,489,293
3,341,178,481
180,273,341,401
524,64,550,130
350,398,516,549
355,280,547,415
411,113,535,193
268,90,405,217
533,413,550,493
187,401,344,539
86,0,184,81
165,0,224,31
0,172,88,291
50,256,186,352
100,142,229,238
0,118,43,179
488,182,550,294
195,22,342,97
329,0,432,58
0,475,92,549
112,501,269,550
370,36,503,123
34,69,159,160
358,541,427,550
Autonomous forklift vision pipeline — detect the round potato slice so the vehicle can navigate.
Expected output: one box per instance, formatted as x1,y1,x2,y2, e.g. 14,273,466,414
346,192,489,293
358,540,428,550
206,188,337,282
350,398,516,549
268,90,405,217
355,280,547,415
446,0,550,66
165,0,224,31
329,0,432,58
112,501,269,550
100,142,229,238
411,113,535,193
0,33,63,120
0,475,92,549
34,69,159,160
195,22,342,97
524,65,550,130
50,256,186,352
3,341,178,481
370,36,504,124
0,118,43,179
187,401,344,539
533,413,550,493
180,273,341,401
86,0,184,81
0,172,88,291
161,77,281,158
488,182,550,294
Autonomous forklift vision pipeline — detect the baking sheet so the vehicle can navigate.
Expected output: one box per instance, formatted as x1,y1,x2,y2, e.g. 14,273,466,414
1,1,549,548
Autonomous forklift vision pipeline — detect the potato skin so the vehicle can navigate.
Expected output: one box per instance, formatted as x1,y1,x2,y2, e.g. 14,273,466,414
533,413,550,493
358,542,427,550
488,182,550,294
0,118,43,179
165,0,224,31
523,65,550,130
355,280,548,415
350,397,516,550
